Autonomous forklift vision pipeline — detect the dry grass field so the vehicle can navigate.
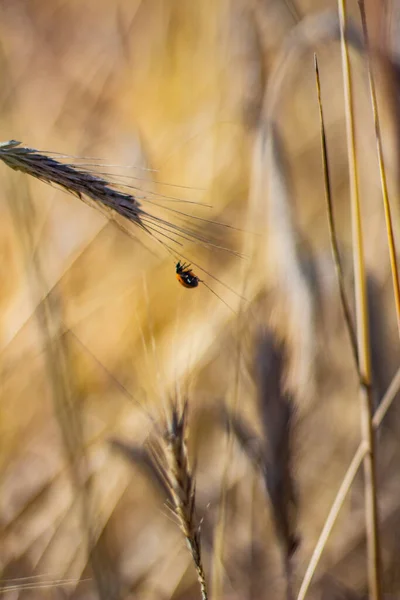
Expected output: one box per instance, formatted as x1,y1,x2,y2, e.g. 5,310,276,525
1,0,400,598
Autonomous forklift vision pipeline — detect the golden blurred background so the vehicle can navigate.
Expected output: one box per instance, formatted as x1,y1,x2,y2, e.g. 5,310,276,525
1,0,400,598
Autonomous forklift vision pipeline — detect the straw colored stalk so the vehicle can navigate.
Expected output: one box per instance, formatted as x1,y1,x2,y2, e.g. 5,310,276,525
328,2,382,597
314,53,358,371
357,0,400,337
297,363,400,600
338,8,382,600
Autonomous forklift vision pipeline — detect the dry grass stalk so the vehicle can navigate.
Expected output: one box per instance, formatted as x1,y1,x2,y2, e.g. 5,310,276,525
297,363,400,600
338,1,382,598
358,0,400,337
297,444,367,600
314,52,358,371
153,402,208,600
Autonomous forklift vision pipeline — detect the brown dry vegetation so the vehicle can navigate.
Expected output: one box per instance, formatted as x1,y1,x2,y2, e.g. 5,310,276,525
1,0,400,599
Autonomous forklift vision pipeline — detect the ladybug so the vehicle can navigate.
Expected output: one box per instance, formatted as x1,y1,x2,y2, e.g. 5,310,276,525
176,261,200,288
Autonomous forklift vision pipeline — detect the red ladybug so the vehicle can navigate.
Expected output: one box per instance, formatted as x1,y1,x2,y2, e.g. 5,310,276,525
176,261,200,288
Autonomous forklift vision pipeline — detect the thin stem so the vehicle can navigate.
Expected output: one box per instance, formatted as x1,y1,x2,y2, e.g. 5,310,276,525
297,444,367,600
358,0,400,337
297,363,400,600
314,53,358,371
338,3,382,598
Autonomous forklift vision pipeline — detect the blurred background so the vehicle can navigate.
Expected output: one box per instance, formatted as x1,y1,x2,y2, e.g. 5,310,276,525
1,0,400,598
